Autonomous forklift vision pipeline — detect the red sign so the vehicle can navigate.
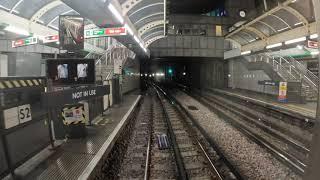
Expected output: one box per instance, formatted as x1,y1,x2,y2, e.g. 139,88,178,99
308,40,318,49
12,37,38,48
43,35,59,43
105,27,126,36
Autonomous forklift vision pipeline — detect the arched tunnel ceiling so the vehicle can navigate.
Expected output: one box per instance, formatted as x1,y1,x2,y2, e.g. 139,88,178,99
0,0,78,28
226,0,315,47
121,0,165,43
0,0,165,48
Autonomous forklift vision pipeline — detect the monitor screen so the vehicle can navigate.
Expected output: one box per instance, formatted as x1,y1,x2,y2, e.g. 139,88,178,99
47,59,95,85
59,15,84,51
77,63,88,78
57,64,68,79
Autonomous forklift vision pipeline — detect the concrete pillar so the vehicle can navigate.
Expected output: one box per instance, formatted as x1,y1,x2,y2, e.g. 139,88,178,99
305,0,320,179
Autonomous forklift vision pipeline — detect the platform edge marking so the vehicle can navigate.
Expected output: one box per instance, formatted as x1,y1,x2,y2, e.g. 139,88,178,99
77,95,142,180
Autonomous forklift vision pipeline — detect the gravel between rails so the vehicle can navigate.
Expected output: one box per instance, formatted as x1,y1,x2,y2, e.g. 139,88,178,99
173,91,301,180
149,96,177,179
118,96,152,179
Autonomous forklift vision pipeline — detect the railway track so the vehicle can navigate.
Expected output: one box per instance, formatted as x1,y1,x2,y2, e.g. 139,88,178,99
118,87,240,179
179,88,309,176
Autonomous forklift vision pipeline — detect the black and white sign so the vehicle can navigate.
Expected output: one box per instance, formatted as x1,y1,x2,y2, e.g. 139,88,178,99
42,85,110,108
72,89,96,100
3,104,32,129
18,104,32,123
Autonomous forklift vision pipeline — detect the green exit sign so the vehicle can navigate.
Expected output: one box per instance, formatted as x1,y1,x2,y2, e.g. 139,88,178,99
84,27,127,38
93,29,104,35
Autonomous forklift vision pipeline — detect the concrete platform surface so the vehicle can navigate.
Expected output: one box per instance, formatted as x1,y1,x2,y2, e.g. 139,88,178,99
210,88,316,119
12,94,141,180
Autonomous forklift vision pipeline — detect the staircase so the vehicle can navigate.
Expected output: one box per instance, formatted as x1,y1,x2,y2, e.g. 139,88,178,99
93,46,136,83
243,53,319,101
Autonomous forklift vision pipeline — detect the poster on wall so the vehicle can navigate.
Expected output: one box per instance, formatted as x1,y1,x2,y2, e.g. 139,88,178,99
278,82,288,102
59,15,84,51
62,104,85,125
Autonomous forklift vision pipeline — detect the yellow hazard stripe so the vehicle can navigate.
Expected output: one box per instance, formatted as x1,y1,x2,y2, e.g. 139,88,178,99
26,80,33,86
4,81,13,88
20,80,27,87
0,82,5,89
12,80,21,88
32,79,39,86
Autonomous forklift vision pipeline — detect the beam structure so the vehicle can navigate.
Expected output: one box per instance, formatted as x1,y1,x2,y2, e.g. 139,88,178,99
0,10,104,54
30,0,63,23
121,0,143,15
145,35,165,47
138,20,164,36
226,0,307,40
128,2,163,17
241,22,316,52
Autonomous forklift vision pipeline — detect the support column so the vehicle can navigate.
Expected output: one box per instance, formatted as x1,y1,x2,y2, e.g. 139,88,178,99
305,0,320,179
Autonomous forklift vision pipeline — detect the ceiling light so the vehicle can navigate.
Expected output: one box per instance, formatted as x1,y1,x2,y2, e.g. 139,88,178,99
139,42,144,48
284,37,306,45
134,35,140,43
241,51,251,55
297,45,303,50
294,22,303,26
4,25,29,36
277,27,289,32
108,4,124,24
310,34,318,39
311,51,319,55
266,43,282,49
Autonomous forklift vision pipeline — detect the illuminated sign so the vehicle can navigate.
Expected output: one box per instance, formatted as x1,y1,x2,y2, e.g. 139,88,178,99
278,82,288,103
307,40,318,49
12,37,38,48
85,27,127,38
43,35,59,43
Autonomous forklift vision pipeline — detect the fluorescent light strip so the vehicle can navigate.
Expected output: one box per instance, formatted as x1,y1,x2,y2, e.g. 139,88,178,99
108,4,124,24
4,25,29,36
277,27,289,32
294,22,303,26
266,43,282,49
134,35,140,43
241,51,251,55
310,34,318,39
125,24,133,35
311,51,319,55
284,37,306,45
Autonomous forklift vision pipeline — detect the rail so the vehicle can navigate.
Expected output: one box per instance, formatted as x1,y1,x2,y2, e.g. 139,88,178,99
185,88,307,175
154,84,243,180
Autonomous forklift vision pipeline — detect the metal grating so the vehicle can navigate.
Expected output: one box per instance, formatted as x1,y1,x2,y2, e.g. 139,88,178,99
37,152,94,180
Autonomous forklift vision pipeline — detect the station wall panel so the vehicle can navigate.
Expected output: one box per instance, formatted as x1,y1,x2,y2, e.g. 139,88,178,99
0,138,8,176
228,59,278,95
150,36,225,58
187,58,226,89
6,119,50,165
122,75,140,94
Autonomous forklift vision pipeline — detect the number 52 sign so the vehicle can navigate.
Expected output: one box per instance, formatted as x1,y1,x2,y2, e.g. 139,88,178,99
18,104,32,123
3,104,32,129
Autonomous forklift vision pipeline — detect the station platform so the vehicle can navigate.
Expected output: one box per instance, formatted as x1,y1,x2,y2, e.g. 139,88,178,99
207,88,316,119
11,94,141,180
